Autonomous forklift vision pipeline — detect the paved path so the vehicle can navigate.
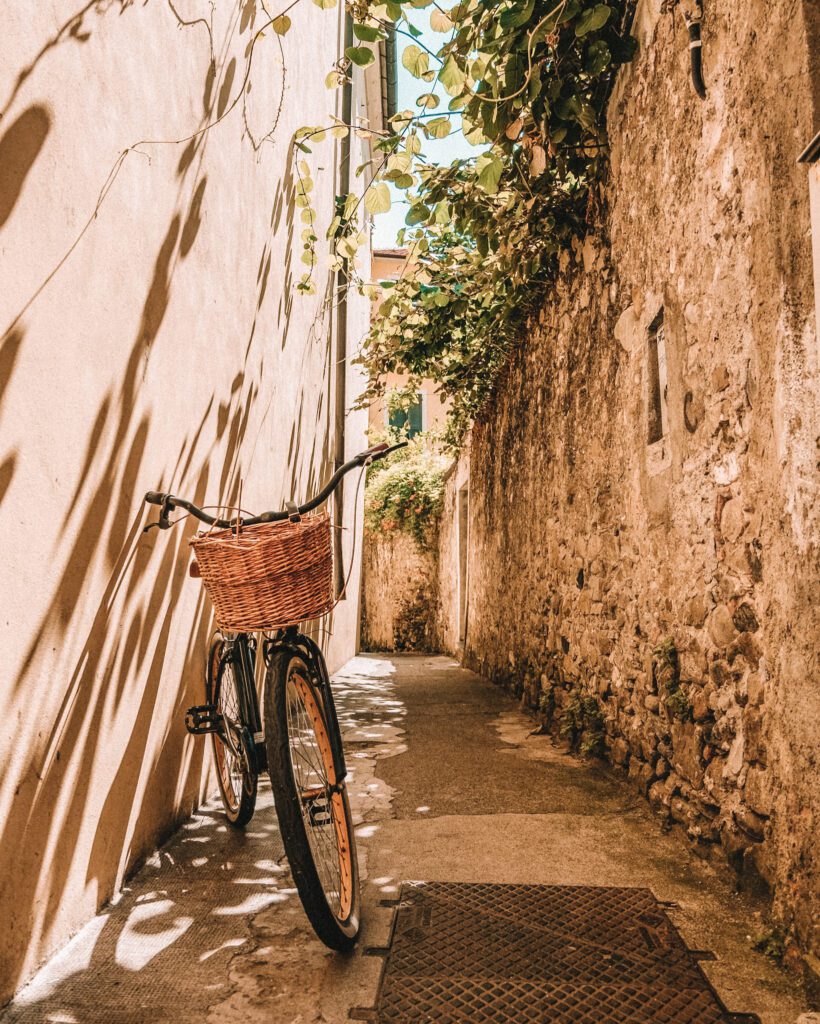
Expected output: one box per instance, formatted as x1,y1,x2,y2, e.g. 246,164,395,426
1,654,809,1023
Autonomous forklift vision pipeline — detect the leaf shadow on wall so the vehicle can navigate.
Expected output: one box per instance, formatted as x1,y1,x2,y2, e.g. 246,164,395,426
0,328,25,508
0,4,342,1003
0,35,261,1004
0,105,50,230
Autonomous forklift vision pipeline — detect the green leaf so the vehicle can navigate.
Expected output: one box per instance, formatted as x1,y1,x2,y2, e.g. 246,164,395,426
388,152,412,173
430,8,453,31
575,4,611,36
312,0,337,8
585,39,611,74
500,0,534,29
390,108,416,130
461,115,487,145
439,55,465,96
433,200,450,224
346,46,376,67
365,182,392,214
325,70,346,89
272,14,291,34
353,23,383,42
417,92,440,109
402,45,429,78
405,203,431,225
425,116,451,139
475,152,503,193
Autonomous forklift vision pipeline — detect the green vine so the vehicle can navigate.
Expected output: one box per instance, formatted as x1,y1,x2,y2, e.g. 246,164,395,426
281,0,637,440
364,435,449,546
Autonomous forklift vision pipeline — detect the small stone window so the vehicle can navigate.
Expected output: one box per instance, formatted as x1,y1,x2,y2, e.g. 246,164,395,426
647,311,668,445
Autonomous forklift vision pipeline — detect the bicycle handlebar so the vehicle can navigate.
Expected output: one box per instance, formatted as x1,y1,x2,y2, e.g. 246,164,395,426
143,441,408,532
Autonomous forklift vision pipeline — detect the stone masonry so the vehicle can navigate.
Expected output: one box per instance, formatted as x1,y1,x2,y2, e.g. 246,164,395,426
436,0,819,969
361,529,441,652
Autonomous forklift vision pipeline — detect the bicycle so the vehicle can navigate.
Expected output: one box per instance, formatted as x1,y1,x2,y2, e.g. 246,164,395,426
143,440,405,950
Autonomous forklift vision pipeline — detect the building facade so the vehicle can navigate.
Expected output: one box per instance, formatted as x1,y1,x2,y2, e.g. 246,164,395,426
368,248,449,439
0,1,388,1002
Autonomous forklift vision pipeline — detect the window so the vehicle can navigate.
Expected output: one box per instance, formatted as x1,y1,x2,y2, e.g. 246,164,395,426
647,312,668,445
387,392,424,438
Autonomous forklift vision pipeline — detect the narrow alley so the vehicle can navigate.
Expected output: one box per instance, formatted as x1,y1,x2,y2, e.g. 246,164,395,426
2,655,808,1024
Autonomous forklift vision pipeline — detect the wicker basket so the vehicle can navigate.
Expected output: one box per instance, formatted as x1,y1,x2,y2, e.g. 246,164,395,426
190,512,334,631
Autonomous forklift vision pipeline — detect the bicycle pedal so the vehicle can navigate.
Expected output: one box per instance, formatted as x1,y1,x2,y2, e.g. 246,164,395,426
185,704,222,735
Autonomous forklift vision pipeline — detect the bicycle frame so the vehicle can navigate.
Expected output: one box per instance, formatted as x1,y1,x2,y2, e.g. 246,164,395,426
217,633,266,775
215,626,347,785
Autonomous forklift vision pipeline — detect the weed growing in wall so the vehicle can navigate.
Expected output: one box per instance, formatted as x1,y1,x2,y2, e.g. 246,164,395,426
653,638,691,719
558,688,606,757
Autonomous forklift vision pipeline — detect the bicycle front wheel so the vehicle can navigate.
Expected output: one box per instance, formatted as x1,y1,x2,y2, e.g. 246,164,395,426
264,650,361,951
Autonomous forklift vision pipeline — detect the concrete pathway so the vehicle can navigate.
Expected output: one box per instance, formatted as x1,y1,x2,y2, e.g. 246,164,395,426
1,654,810,1023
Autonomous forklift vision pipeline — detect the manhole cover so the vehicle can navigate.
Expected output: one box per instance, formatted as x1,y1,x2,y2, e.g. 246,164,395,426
358,882,758,1024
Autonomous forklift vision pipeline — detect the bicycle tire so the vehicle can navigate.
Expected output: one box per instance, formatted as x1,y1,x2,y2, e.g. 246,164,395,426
206,634,257,828
264,649,361,951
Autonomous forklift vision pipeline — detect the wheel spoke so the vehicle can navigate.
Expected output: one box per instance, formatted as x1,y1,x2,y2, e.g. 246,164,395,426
214,655,244,810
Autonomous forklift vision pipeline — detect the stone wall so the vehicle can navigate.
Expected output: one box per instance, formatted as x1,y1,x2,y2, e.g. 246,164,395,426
436,456,469,655
361,529,441,651
443,0,819,960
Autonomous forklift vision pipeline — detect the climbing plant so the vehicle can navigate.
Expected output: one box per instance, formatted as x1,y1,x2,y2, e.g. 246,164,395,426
285,0,638,440
363,433,450,546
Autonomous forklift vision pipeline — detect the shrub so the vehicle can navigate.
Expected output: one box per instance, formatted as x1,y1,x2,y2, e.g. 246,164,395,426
364,436,450,548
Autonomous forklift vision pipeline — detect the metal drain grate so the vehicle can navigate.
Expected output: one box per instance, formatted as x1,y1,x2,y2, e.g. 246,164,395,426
359,882,759,1024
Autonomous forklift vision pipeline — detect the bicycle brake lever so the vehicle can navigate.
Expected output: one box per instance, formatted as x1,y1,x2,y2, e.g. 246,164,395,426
143,497,175,533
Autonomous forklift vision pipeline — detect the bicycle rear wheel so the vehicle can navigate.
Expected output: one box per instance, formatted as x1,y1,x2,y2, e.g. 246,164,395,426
207,634,257,828
264,649,361,950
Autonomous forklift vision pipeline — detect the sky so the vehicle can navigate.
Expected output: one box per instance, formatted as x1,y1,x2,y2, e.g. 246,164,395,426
370,10,480,249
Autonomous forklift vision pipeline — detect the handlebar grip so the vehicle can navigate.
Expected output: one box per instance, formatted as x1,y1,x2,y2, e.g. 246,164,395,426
371,441,408,461
144,491,166,505
362,442,389,457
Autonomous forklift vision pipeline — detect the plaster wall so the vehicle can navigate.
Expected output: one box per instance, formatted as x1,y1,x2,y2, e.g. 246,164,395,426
0,0,371,1001
441,0,820,957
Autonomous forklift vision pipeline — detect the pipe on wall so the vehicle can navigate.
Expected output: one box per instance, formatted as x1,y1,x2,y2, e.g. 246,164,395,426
682,0,706,99
333,9,354,599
